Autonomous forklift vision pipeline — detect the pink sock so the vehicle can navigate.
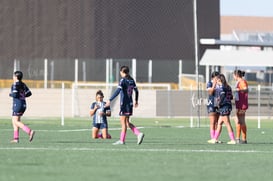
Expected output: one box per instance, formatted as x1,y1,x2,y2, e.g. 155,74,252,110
14,130,19,140
22,125,31,135
214,131,220,140
229,132,235,140
210,130,215,139
131,126,140,136
120,132,126,142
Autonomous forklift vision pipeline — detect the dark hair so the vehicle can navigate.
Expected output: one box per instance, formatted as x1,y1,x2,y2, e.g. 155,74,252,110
14,71,23,81
218,74,228,87
96,90,104,97
211,71,219,78
120,65,133,80
234,69,245,77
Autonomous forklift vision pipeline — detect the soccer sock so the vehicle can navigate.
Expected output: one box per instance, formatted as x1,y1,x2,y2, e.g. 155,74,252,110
120,132,126,142
22,125,31,135
13,130,19,140
210,129,215,139
236,124,241,139
131,126,140,136
97,133,102,138
229,132,235,141
214,130,220,140
241,125,247,141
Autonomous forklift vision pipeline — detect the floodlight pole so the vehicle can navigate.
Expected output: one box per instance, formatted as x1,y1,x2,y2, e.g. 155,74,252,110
193,0,200,127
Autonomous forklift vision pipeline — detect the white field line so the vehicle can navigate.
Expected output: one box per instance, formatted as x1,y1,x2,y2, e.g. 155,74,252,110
0,147,273,153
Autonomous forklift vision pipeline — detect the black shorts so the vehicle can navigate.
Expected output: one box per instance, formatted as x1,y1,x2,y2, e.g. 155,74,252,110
119,104,133,116
12,102,26,116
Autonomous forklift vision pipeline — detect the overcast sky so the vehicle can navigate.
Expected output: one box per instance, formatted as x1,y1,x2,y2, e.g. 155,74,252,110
220,0,273,17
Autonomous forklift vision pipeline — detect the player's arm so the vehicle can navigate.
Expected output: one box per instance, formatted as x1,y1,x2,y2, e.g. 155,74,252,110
207,80,216,95
134,86,139,107
90,103,98,116
105,108,111,117
25,85,32,97
9,85,18,98
106,86,122,107
238,81,248,93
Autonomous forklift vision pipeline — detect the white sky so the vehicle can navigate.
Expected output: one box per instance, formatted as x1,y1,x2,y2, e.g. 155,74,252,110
220,0,273,17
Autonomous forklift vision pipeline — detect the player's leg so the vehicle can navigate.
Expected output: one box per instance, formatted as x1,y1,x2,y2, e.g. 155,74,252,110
92,126,99,139
239,110,247,143
234,109,242,143
209,112,217,139
224,116,236,144
101,123,111,139
113,115,127,145
11,116,20,143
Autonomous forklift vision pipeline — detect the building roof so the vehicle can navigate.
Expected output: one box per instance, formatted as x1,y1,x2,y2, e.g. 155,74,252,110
200,49,273,67
221,16,273,34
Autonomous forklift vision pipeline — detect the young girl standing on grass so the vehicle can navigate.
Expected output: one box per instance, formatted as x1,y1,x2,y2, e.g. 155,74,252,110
106,65,144,145
233,69,248,144
208,74,236,144
9,71,35,143
206,71,221,142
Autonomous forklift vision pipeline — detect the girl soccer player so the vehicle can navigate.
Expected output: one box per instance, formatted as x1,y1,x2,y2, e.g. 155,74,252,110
90,90,111,139
106,65,144,145
208,74,236,144
206,71,221,141
233,69,248,144
9,71,35,143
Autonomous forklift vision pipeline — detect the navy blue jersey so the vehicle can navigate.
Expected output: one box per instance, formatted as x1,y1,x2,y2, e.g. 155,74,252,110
110,77,139,106
206,81,215,107
218,85,233,108
90,101,110,124
9,81,32,116
10,81,32,102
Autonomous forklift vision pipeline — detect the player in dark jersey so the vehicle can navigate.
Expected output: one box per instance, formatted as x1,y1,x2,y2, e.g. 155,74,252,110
9,71,35,143
208,74,236,144
206,71,220,141
106,66,144,145
90,90,111,139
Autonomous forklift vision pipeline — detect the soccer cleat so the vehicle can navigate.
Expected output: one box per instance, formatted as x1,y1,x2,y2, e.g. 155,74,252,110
241,140,247,144
235,139,240,144
216,140,223,144
137,133,145,145
112,140,125,145
29,130,35,142
207,139,216,144
106,134,112,139
227,140,236,144
10,139,19,143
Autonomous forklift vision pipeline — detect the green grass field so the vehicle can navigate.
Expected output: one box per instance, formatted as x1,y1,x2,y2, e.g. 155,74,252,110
0,117,273,181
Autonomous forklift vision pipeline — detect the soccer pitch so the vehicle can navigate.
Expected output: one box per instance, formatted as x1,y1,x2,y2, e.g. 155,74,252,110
0,117,273,181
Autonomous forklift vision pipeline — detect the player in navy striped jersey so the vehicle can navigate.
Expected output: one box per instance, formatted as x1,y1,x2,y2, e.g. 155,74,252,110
90,90,111,139
106,66,144,145
9,71,35,143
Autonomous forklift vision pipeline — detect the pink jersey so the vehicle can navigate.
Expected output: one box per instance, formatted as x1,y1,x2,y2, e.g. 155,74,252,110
235,79,248,110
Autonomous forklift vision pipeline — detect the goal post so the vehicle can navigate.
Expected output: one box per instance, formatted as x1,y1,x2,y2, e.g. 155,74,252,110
71,82,171,118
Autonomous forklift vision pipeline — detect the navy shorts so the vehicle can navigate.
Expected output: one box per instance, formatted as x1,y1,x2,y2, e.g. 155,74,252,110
218,106,232,116
12,102,26,116
93,122,108,129
119,104,133,116
207,106,218,114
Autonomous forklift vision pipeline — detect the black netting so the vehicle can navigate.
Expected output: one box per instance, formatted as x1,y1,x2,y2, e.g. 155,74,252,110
0,0,219,81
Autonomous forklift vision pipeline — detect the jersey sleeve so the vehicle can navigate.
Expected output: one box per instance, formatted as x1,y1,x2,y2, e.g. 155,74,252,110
207,81,213,89
24,84,32,97
238,80,248,90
